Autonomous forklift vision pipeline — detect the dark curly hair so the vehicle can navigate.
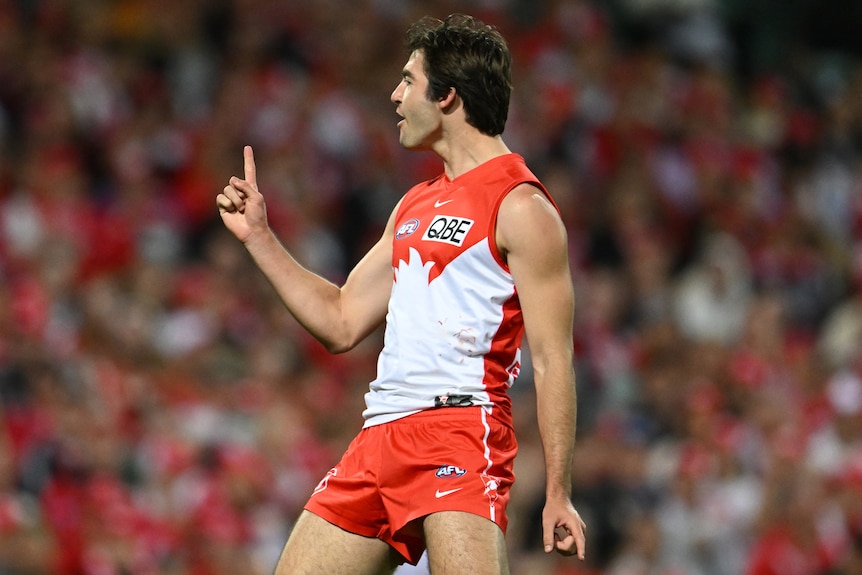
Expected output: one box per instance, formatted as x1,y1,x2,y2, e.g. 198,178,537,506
405,14,512,137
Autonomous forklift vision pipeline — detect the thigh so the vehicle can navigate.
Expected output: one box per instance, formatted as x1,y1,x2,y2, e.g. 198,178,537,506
423,511,510,575
275,511,403,575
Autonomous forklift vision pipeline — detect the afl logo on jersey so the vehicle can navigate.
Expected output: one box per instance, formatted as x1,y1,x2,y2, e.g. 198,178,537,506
395,218,420,240
422,215,474,247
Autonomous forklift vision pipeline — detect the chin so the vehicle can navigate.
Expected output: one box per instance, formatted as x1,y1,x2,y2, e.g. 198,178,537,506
399,138,420,151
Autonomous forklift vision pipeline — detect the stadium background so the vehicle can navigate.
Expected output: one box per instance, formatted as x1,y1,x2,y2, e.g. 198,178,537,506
1,0,862,573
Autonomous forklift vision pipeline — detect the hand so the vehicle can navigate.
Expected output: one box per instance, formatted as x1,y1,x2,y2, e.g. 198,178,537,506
216,145,268,243
542,496,586,560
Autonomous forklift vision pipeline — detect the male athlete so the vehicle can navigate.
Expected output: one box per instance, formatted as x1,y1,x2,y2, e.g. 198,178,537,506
217,13,586,575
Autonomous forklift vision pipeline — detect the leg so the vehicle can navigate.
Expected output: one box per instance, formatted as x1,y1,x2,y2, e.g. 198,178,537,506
275,510,403,575
423,511,510,575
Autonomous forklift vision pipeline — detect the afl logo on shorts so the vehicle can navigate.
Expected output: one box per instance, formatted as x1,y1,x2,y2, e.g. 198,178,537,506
436,464,467,478
396,218,420,240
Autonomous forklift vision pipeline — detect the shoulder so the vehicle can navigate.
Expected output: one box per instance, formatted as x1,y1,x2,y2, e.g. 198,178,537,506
497,183,566,256
499,183,562,229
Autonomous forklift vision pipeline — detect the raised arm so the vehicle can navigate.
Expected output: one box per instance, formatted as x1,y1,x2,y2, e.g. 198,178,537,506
497,183,586,560
217,146,395,353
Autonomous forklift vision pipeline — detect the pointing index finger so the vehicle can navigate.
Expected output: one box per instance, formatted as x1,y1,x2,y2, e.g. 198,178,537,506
243,145,257,186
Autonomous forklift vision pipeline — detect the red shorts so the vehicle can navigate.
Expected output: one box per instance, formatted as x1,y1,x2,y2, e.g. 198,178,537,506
304,406,518,565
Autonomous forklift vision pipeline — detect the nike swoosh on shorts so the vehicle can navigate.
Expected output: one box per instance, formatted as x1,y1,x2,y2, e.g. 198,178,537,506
435,488,462,498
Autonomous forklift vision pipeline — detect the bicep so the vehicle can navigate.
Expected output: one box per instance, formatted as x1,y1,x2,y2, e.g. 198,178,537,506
499,186,575,368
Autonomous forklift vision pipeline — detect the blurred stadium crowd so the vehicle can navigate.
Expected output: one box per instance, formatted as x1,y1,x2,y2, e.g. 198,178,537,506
1,0,862,573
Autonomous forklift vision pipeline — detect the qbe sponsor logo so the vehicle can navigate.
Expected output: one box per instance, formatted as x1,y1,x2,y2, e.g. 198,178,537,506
422,215,474,247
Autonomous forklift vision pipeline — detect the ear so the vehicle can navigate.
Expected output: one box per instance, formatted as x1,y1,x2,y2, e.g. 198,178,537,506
438,87,458,111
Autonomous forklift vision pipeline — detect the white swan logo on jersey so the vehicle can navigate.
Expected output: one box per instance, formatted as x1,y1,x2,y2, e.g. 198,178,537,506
422,215,474,247
396,218,420,240
436,464,467,478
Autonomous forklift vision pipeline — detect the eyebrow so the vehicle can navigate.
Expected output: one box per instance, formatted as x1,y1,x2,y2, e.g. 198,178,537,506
401,69,415,80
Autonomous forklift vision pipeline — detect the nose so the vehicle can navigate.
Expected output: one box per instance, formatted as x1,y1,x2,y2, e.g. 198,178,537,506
391,82,403,105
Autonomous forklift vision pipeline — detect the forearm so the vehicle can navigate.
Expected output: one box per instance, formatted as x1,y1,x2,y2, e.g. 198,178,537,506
535,360,577,498
243,229,350,351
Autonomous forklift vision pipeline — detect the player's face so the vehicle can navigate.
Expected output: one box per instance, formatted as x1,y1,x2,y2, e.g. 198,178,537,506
391,50,441,150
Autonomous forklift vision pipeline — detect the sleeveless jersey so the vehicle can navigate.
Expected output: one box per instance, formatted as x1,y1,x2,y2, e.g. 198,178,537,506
362,154,554,429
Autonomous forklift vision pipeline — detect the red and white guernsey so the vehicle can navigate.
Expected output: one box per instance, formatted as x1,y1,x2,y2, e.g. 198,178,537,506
362,154,554,429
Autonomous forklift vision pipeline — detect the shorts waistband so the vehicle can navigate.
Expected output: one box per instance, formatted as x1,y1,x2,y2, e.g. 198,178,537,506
392,406,511,429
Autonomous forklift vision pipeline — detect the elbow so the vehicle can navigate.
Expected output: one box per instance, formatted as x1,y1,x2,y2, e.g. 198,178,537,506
316,316,378,355
323,341,353,355
319,330,362,355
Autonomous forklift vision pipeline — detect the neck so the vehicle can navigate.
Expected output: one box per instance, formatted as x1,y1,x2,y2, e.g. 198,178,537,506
434,126,511,180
